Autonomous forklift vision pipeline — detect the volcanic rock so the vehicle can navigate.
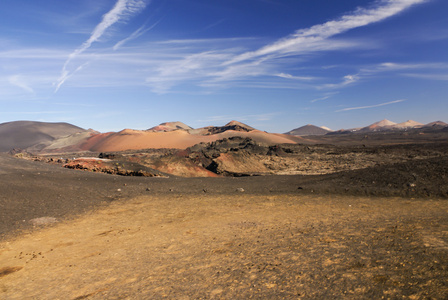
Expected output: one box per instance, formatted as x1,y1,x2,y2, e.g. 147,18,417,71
201,121,256,135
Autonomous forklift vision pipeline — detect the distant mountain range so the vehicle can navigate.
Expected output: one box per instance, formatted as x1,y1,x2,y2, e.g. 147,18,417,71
0,120,301,153
329,119,448,135
359,119,423,132
0,119,447,153
283,119,448,137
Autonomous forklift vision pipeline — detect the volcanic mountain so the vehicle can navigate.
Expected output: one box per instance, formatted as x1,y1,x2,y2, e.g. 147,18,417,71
0,121,86,152
203,120,256,135
186,121,257,135
394,120,423,128
329,119,444,136
78,129,300,152
6,119,447,154
27,120,302,153
359,119,397,132
361,119,425,132
147,121,192,132
423,121,448,128
285,124,331,136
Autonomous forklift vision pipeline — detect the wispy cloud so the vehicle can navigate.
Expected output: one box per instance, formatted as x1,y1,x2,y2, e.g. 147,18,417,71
55,0,147,92
113,20,160,50
8,75,34,93
362,62,448,81
225,0,428,65
402,73,448,80
276,73,316,81
324,61,448,89
6,0,433,96
322,74,360,89
311,95,331,103
311,92,339,103
361,62,448,73
144,0,427,93
336,99,406,112
145,50,235,93
156,37,259,45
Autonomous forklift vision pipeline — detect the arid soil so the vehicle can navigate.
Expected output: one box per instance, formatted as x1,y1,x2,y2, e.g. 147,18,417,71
1,192,448,299
1,135,448,299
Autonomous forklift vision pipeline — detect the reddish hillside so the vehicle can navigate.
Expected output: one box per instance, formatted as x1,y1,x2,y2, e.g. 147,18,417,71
360,119,397,132
31,120,303,153
79,129,301,152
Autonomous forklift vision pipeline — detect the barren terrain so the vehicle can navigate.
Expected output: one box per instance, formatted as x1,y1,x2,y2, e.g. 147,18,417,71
1,130,448,298
2,193,448,299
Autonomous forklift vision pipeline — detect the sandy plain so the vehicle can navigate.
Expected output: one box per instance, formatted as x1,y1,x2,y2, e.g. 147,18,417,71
1,192,448,299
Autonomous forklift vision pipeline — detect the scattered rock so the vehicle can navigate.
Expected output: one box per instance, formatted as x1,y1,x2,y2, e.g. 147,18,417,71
29,217,58,226
117,188,122,192
236,188,245,192
63,159,162,177
98,152,117,159
146,188,151,191
0,266,23,278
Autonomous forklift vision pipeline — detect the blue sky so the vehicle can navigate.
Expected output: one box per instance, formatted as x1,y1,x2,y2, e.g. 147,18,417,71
1,0,447,132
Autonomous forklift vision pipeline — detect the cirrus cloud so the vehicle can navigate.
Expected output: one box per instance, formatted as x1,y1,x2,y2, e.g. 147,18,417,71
336,99,406,112
55,0,148,92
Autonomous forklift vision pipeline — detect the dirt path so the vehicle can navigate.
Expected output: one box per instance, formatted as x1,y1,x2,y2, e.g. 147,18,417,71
1,194,448,299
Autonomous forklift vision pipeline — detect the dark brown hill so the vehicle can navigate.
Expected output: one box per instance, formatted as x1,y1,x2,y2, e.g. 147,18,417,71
285,124,331,136
423,121,448,129
0,121,86,152
202,120,256,135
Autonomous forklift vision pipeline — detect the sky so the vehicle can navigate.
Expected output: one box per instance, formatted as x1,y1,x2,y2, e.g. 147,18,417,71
1,0,447,133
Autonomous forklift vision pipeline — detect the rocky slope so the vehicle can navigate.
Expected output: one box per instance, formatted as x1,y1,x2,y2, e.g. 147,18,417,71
1,119,447,153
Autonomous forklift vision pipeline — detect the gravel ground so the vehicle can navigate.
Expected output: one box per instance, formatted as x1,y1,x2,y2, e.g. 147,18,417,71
1,152,448,240
0,152,447,299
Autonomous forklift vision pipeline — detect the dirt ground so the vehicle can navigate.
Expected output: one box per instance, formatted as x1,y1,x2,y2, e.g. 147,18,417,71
1,147,448,299
1,193,448,299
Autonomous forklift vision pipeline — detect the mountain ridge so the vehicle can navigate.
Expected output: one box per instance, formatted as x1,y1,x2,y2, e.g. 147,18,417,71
1,119,447,153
